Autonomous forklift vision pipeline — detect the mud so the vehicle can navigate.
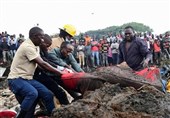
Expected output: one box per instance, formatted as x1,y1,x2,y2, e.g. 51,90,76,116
92,66,162,90
51,83,170,118
0,66,169,118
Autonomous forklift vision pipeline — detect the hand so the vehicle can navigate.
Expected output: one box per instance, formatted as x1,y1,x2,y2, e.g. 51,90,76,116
60,71,67,75
143,59,149,68
64,68,74,73
57,65,64,71
64,65,77,73
117,61,129,68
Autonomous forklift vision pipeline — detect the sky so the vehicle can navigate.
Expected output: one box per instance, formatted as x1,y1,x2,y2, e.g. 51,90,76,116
0,0,170,38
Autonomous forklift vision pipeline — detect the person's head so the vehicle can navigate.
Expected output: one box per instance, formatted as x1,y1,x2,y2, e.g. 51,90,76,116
40,34,52,51
85,33,89,38
59,24,76,41
19,33,23,38
10,35,14,39
2,37,7,42
18,38,24,44
159,34,163,38
124,26,135,41
80,33,84,38
165,31,170,38
29,27,44,46
146,37,149,41
60,42,74,57
103,38,107,43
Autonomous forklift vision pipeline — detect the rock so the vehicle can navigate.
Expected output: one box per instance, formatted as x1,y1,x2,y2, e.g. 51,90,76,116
0,79,19,111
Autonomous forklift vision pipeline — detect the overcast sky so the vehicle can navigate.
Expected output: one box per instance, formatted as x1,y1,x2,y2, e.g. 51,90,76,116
0,0,170,38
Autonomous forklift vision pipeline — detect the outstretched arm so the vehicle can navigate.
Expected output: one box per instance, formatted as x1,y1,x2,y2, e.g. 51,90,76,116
33,56,63,76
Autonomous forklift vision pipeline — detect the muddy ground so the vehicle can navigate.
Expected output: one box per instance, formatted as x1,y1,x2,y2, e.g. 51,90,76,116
51,66,169,118
51,83,170,118
0,66,170,118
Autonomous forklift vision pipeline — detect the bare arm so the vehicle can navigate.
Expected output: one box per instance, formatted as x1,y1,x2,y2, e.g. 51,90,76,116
33,56,63,76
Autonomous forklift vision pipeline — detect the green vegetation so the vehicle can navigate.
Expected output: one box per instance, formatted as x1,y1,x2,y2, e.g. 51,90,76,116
77,22,153,39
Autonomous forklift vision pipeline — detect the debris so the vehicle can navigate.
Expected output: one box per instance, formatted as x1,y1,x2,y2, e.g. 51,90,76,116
51,83,170,118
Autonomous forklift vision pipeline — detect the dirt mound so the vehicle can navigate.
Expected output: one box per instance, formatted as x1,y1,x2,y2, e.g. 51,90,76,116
51,83,170,118
92,66,162,90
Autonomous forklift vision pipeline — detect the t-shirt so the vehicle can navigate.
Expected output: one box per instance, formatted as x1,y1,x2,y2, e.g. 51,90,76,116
153,42,161,52
101,43,109,53
91,41,99,51
8,39,40,80
111,42,119,54
85,36,91,46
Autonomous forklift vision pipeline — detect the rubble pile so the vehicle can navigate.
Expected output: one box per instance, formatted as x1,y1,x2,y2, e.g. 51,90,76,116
0,79,19,111
51,83,170,118
0,66,169,118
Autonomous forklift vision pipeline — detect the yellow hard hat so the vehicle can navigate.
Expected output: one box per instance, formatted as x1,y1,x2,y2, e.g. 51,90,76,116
62,24,76,37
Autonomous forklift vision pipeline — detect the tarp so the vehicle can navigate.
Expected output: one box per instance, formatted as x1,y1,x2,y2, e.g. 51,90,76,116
0,110,17,118
135,67,160,82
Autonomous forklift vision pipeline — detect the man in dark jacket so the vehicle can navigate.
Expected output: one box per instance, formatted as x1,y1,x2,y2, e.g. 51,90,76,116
33,34,70,105
119,26,152,71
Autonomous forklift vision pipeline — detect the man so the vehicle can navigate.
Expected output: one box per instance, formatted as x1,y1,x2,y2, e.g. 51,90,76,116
84,34,91,46
100,38,109,66
84,41,94,69
111,39,119,65
49,24,76,49
34,34,70,106
79,33,85,45
91,38,100,67
7,27,63,118
77,41,85,68
119,26,152,71
0,36,10,64
162,31,170,53
48,41,84,72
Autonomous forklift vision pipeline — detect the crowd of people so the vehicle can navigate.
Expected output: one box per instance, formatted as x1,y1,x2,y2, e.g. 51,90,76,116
69,29,170,71
0,28,170,70
0,32,25,66
1,24,170,117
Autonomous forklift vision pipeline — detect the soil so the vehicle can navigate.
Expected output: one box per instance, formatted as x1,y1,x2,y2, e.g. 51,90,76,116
1,66,169,118
51,83,170,118
51,66,169,118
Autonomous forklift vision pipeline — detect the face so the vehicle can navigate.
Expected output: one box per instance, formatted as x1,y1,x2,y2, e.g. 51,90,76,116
61,45,73,57
65,35,72,41
34,31,45,46
124,28,134,41
104,39,107,43
40,39,52,51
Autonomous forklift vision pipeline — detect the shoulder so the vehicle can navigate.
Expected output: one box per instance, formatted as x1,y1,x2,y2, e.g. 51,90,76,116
20,40,37,51
67,53,75,61
134,37,146,45
50,48,60,53
119,40,125,46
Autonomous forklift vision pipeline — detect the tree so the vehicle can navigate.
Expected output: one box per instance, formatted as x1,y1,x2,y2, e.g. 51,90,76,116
79,22,153,38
